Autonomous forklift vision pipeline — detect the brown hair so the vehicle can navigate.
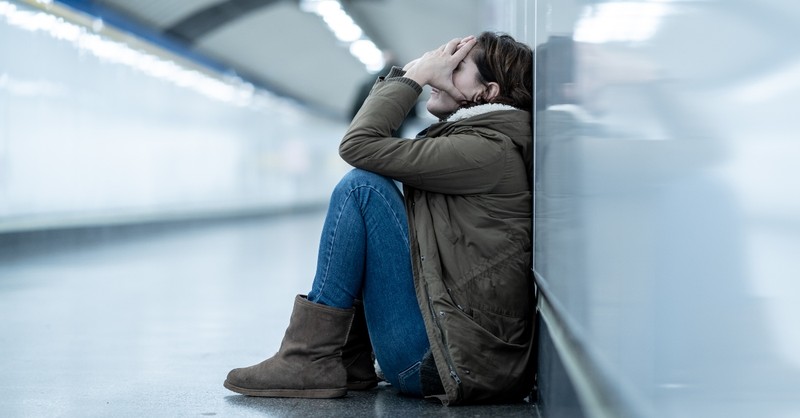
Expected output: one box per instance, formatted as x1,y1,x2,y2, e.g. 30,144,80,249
472,32,533,112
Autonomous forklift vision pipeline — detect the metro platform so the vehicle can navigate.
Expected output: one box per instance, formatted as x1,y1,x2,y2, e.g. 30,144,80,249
0,211,540,417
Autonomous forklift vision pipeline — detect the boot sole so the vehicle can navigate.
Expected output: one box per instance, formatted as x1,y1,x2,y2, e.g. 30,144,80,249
223,380,347,398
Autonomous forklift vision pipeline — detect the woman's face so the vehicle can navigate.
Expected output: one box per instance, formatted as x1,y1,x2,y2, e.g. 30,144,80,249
426,52,486,119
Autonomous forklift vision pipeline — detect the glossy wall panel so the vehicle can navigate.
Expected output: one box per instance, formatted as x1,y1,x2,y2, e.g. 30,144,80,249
532,0,800,417
0,1,349,231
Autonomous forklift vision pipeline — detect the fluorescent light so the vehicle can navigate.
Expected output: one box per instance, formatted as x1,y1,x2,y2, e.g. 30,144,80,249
574,0,675,44
300,0,384,72
321,9,362,42
0,1,257,107
350,39,384,72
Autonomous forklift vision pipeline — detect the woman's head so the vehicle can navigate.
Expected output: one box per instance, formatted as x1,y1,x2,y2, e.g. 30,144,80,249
425,32,533,119
471,32,533,111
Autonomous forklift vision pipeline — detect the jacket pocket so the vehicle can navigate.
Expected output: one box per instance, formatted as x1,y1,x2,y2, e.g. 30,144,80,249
459,246,533,341
470,307,529,344
397,361,423,395
439,304,535,404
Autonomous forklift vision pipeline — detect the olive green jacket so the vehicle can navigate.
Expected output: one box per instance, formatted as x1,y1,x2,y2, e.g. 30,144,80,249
340,69,535,405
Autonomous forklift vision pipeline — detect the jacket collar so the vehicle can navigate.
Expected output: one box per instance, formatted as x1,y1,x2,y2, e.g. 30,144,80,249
445,103,519,122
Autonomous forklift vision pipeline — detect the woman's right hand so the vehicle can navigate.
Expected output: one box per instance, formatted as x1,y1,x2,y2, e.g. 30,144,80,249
402,57,420,72
404,36,476,102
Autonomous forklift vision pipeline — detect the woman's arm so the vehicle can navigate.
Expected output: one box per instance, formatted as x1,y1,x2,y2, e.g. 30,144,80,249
340,79,506,195
340,36,507,194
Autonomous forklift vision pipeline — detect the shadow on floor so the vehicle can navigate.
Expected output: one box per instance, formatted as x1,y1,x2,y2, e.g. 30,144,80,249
224,382,539,417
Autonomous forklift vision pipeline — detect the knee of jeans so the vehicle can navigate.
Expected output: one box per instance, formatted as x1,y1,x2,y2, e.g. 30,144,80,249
335,168,393,194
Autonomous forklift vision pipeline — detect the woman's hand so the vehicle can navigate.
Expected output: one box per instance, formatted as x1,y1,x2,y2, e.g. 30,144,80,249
404,36,476,102
402,57,420,72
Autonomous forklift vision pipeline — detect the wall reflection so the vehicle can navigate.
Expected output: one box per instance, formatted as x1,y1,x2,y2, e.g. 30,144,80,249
534,1,800,416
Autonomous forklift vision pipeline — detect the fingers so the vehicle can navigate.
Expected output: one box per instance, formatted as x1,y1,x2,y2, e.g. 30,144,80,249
433,36,476,61
452,37,476,61
404,35,478,92
440,35,475,52
442,38,462,54
456,35,476,50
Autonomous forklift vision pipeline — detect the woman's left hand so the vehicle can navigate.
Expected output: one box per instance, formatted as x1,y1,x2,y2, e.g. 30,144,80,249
404,36,476,102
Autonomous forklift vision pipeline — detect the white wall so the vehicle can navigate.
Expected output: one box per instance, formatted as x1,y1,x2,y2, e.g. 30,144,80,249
0,0,350,232
528,0,800,417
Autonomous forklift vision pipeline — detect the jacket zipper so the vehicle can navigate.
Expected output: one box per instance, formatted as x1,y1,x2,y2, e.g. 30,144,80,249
450,370,462,385
426,292,462,393
412,207,461,398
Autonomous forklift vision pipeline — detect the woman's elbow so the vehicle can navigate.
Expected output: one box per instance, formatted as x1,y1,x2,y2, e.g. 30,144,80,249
338,139,348,156
338,138,357,165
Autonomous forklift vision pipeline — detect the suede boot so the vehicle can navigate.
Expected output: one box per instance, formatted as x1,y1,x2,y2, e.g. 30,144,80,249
224,295,354,398
342,300,379,390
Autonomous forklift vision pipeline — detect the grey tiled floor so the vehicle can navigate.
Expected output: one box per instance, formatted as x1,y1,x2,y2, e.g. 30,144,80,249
0,212,539,417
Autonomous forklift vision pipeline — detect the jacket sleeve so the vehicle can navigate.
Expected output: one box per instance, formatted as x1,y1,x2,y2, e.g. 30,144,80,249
339,73,506,195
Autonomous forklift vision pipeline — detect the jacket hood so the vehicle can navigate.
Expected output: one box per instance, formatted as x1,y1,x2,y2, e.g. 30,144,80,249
442,103,533,189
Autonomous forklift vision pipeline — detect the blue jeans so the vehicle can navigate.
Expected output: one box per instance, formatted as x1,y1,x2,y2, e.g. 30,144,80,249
307,169,430,396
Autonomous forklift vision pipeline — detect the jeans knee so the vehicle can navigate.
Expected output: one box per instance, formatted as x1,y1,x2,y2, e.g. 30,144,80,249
334,169,394,195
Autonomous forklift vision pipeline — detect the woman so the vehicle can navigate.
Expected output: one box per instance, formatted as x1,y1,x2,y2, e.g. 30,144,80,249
224,32,534,405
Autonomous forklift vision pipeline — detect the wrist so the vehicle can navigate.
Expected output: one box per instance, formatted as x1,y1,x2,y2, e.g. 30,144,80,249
385,66,406,79
403,68,427,87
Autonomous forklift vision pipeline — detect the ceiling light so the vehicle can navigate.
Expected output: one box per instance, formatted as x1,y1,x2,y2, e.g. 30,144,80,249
300,0,384,72
574,0,675,44
0,1,256,106
350,39,384,72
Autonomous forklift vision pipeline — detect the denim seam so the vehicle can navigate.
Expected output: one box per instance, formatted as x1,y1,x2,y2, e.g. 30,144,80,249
397,360,422,394
315,183,408,299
